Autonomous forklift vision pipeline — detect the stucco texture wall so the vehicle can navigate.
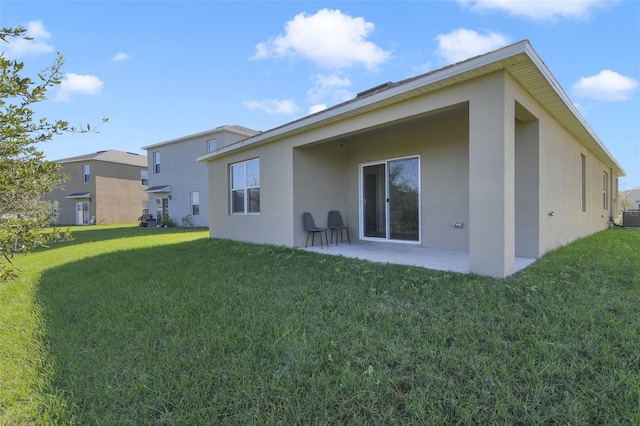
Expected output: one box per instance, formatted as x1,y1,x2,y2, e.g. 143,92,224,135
95,176,147,224
342,106,470,251
208,141,295,245
204,69,620,274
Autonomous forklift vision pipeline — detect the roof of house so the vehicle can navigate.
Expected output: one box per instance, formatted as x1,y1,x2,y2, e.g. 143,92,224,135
54,150,147,168
141,124,260,150
197,40,624,177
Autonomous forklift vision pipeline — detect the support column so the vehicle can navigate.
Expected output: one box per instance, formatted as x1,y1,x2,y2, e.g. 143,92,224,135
468,74,515,278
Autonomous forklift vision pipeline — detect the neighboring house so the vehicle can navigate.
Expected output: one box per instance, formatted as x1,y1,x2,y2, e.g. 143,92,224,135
43,150,148,225
197,40,625,278
141,125,259,227
620,187,640,210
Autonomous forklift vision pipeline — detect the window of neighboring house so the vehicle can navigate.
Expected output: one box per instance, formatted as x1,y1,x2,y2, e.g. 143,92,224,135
83,164,90,183
581,154,586,212
153,152,160,174
230,158,260,214
602,171,608,210
191,191,200,215
207,139,217,153
142,201,149,216
141,170,148,185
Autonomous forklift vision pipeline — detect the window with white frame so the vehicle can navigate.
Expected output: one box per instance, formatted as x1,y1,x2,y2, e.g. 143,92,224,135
191,191,200,215
153,152,160,174
83,164,90,183
141,170,148,185
207,139,217,153
230,158,260,214
602,171,608,210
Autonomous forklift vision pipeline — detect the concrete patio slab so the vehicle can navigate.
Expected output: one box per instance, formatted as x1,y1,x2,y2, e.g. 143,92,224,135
304,242,537,275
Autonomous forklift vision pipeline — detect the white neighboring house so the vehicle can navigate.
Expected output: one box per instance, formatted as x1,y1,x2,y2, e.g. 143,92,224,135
141,125,259,227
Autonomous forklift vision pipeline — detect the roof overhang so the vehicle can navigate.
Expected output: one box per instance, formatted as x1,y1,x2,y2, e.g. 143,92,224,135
66,192,91,199
196,40,624,177
144,185,171,193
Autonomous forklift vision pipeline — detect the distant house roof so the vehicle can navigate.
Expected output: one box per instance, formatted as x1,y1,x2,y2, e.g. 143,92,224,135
54,150,147,168
196,40,624,178
141,124,260,150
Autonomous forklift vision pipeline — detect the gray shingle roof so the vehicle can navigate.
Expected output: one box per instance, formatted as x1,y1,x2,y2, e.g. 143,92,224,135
54,150,147,167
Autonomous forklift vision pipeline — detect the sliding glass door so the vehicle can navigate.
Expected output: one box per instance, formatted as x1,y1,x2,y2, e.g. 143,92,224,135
361,156,420,242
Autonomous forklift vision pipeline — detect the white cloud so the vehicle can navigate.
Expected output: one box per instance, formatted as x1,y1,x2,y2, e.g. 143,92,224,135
307,73,353,103
243,99,299,115
3,20,54,58
572,70,638,101
55,73,104,102
111,52,131,62
458,0,612,20
309,104,328,114
435,29,510,64
412,62,433,74
253,9,391,70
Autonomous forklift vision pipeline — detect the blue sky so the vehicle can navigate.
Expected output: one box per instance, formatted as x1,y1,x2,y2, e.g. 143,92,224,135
2,0,639,189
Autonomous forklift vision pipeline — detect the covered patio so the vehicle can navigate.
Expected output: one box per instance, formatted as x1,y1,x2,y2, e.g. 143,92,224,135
304,242,536,275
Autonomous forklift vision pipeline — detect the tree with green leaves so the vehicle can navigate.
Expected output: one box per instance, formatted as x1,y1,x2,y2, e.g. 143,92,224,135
0,27,105,281
619,192,637,212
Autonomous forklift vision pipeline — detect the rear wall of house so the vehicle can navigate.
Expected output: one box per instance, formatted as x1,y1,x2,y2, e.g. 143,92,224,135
95,175,147,224
43,160,146,225
207,140,296,245
91,161,146,224
340,107,470,251
206,70,620,258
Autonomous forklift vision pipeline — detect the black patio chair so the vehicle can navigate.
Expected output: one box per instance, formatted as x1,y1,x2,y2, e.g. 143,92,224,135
328,210,350,245
303,212,329,248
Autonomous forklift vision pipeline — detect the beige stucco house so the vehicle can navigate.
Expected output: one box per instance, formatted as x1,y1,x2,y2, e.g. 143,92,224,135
197,40,625,278
43,150,148,225
141,125,259,227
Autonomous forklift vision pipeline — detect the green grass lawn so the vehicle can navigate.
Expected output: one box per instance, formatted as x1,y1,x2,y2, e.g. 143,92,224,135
1,224,638,424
